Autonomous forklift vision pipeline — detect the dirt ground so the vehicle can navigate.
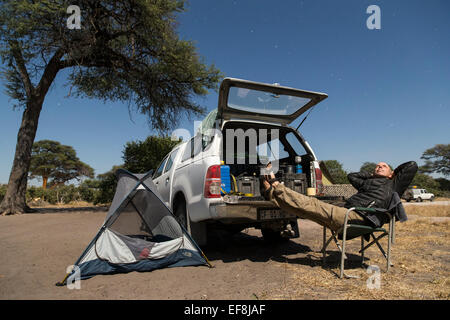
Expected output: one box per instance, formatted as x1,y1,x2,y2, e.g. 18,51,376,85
0,204,449,300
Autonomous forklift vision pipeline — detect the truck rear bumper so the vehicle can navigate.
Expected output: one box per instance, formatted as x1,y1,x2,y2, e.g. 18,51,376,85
209,199,296,223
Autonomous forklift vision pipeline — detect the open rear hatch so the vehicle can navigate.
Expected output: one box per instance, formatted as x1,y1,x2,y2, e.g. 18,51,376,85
218,78,328,125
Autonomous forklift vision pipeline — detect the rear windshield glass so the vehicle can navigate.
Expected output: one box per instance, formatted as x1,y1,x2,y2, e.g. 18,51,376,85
285,132,307,156
228,86,311,116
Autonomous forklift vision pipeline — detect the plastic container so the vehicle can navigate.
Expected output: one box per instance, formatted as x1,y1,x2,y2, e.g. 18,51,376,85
236,176,261,196
220,164,231,195
295,156,303,173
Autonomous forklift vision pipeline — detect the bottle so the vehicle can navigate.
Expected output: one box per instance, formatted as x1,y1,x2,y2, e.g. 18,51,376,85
220,161,231,195
295,156,302,174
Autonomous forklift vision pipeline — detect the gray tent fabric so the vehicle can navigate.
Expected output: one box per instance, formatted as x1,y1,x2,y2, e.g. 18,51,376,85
57,169,211,286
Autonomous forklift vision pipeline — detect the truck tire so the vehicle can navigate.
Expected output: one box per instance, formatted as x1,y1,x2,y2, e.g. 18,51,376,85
416,197,422,203
174,200,208,246
174,201,188,229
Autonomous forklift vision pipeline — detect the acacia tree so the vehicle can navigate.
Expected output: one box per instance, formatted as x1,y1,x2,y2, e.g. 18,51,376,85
0,0,221,215
30,140,94,189
420,144,450,177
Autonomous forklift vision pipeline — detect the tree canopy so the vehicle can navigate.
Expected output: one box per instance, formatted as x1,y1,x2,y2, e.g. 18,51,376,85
419,144,450,177
123,135,181,173
0,0,222,215
359,162,377,174
30,140,94,189
322,160,349,184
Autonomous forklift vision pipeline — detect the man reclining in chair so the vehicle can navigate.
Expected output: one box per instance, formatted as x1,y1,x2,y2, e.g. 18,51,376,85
262,161,418,231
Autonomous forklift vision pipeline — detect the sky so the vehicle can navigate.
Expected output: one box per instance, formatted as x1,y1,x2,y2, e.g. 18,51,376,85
0,0,449,185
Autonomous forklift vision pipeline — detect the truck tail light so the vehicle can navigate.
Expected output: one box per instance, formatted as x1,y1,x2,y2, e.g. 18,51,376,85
204,165,221,198
315,167,324,196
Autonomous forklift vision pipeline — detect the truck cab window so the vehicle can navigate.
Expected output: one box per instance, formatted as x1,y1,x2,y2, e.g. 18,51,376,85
182,138,194,162
164,149,179,173
153,155,168,179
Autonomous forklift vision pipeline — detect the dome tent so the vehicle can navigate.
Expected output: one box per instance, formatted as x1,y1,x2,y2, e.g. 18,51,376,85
57,169,211,286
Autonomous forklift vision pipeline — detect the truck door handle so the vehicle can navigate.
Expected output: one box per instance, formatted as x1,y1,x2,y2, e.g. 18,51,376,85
155,181,159,185
166,177,170,182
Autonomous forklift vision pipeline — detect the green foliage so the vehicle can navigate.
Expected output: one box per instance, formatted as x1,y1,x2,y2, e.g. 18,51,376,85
27,185,80,204
322,160,349,184
435,178,450,191
360,162,376,174
420,144,450,177
0,184,7,202
93,165,124,205
30,140,94,188
411,173,441,196
123,135,181,173
78,182,98,203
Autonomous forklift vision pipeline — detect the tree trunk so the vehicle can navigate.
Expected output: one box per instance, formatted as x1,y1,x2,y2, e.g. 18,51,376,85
42,176,48,189
0,101,43,215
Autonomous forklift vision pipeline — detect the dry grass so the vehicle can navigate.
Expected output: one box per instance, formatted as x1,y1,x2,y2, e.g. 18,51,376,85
265,205,450,300
29,200,104,208
404,205,450,218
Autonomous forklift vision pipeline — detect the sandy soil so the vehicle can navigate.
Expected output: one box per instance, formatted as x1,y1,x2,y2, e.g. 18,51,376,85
0,206,448,300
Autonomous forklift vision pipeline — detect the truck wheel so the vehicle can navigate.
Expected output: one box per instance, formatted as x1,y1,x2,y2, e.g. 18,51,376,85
416,197,422,203
430,196,434,202
174,200,208,246
174,202,188,229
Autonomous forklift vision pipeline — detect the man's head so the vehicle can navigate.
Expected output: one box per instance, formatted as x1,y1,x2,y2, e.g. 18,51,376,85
374,162,394,179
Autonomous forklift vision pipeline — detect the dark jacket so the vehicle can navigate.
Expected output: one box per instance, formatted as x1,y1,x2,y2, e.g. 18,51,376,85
345,161,418,227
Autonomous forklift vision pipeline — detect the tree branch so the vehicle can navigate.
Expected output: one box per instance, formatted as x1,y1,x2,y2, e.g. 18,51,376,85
9,41,34,98
35,48,65,101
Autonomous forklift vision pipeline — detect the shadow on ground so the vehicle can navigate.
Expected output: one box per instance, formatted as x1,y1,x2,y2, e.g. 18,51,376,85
203,230,367,272
28,206,108,214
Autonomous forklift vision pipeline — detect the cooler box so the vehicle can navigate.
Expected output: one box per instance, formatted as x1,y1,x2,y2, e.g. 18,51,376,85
220,165,232,195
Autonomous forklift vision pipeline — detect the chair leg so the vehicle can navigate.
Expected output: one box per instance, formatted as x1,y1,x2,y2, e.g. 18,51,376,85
361,236,365,266
387,220,393,272
340,229,347,279
372,234,388,258
322,226,327,266
392,220,396,245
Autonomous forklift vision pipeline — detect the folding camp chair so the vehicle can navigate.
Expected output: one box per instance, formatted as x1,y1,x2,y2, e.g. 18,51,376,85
321,195,403,279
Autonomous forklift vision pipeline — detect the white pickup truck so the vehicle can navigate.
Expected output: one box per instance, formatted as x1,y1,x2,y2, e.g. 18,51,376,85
403,188,435,202
152,78,329,245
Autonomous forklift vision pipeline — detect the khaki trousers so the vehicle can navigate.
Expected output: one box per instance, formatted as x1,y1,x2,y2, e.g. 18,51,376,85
269,184,366,232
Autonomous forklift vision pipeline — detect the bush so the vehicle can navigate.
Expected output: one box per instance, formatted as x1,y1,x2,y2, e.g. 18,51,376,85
78,183,98,203
0,184,7,202
26,183,101,205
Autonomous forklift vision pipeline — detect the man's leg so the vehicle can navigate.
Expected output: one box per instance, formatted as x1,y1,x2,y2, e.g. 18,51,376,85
268,183,365,232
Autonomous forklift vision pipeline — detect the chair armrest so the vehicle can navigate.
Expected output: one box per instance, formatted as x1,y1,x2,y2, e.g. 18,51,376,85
354,207,378,213
354,207,393,220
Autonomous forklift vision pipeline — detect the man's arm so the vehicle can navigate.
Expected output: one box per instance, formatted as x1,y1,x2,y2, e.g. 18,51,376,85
347,171,372,190
393,161,418,195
